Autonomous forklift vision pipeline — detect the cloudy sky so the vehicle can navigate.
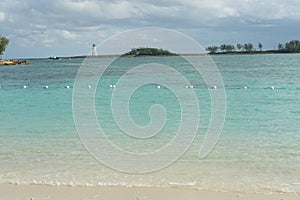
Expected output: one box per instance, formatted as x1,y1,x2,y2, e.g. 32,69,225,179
1,0,300,58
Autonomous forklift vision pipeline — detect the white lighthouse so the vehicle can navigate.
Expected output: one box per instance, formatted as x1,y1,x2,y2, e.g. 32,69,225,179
92,44,97,56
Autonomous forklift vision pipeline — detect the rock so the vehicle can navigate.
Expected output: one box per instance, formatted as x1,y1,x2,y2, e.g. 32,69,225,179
0,59,29,66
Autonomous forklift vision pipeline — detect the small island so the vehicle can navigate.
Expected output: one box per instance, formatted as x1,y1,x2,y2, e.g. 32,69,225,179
122,47,177,57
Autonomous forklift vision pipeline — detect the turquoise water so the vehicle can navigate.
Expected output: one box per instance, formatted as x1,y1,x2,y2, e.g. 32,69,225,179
0,54,299,194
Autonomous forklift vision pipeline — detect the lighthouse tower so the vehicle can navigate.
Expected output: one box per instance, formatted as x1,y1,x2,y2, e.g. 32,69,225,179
92,44,97,56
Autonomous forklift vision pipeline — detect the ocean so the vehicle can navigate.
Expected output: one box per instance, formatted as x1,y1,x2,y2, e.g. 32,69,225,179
0,54,299,194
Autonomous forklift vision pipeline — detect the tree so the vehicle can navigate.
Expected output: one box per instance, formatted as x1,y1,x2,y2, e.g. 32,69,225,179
284,40,300,53
218,44,235,53
225,44,235,52
219,44,227,52
258,42,263,51
277,43,284,51
236,43,243,51
243,43,254,52
0,35,9,57
206,46,219,54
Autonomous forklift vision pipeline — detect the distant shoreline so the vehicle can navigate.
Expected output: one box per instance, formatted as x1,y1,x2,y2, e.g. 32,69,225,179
7,51,299,61
24,51,298,60
18,54,207,60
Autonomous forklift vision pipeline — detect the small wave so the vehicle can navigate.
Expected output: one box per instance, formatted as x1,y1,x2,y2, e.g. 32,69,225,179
0,179,154,188
168,181,197,187
1,178,299,195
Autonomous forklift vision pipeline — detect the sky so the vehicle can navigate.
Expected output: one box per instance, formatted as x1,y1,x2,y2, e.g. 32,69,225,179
1,0,300,58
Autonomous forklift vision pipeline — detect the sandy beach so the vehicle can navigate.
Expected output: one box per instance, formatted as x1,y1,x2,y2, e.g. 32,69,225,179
0,184,299,200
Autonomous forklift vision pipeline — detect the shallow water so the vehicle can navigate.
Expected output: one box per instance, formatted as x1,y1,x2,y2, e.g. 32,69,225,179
0,54,299,194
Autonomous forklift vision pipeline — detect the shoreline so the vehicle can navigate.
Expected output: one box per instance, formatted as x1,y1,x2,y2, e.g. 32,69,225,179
0,184,299,200
11,51,297,61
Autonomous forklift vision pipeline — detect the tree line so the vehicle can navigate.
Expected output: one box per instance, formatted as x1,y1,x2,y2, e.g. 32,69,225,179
206,40,300,54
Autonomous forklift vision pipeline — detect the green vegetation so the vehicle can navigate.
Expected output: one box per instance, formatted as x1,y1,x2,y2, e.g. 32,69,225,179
206,46,219,54
0,35,9,58
123,47,177,57
282,40,300,53
0,35,30,66
206,40,300,54
219,44,235,53
258,42,263,51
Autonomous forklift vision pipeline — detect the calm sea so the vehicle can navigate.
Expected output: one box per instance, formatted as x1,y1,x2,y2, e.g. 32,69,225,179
0,54,299,194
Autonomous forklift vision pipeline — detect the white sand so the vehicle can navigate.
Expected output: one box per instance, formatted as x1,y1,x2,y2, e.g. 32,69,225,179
0,184,299,200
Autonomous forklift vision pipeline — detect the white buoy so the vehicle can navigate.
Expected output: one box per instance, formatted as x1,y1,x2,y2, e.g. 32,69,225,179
185,86,189,89
190,85,194,89
271,86,275,90
66,85,70,89
157,85,161,89
44,85,48,89
88,85,92,89
23,85,27,89
244,86,248,90
109,84,113,88
212,86,217,89
112,85,116,88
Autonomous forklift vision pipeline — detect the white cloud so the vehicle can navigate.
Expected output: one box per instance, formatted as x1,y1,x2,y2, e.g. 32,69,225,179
60,0,102,17
178,0,239,19
0,11,5,21
59,0,138,20
60,30,77,40
227,0,300,20
105,1,136,19
1,0,300,57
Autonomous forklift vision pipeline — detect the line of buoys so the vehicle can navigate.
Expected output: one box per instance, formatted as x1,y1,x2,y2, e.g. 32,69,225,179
0,84,283,90
22,85,72,89
1,85,74,89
